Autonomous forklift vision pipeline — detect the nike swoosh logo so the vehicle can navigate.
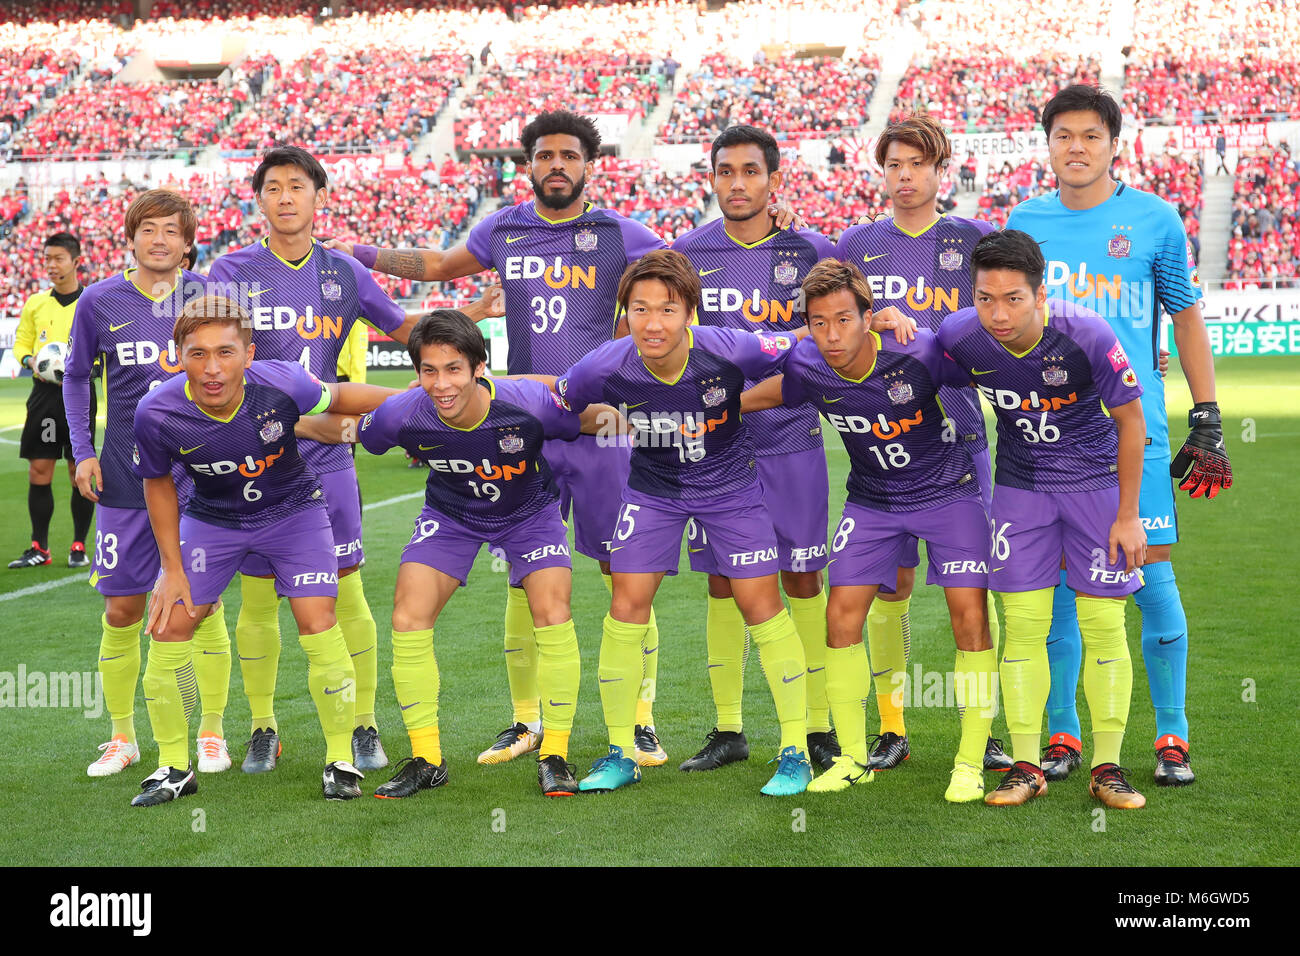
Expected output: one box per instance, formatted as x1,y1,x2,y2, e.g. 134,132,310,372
782,672,803,683
623,401,648,409
972,369,998,376
399,701,420,711
143,697,156,701
807,666,825,674
108,320,134,332
180,445,204,455
706,663,724,669
822,396,844,404
323,684,351,695
247,288,271,297
686,546,705,553
1003,658,1030,663
505,235,527,243
609,546,624,553
871,667,892,677
1157,634,1184,645
598,677,622,683
504,648,522,654
698,267,724,277
100,655,123,662
418,444,443,451
1045,639,1062,646
201,650,227,655
548,700,572,707
1096,658,1122,665
349,644,375,657
238,655,265,661
863,253,888,263
643,646,657,656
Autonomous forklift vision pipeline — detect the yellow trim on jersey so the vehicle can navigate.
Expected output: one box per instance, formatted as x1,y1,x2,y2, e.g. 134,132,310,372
125,268,182,302
999,304,1050,358
261,236,316,270
185,378,245,423
530,200,594,226
438,377,495,431
722,224,781,250
641,327,693,384
891,214,946,240
832,329,882,383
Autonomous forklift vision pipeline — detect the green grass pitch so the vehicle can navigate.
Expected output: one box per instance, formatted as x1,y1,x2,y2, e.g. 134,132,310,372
0,357,1295,866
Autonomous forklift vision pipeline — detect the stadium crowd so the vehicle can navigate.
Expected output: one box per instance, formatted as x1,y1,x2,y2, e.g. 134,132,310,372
1226,145,1300,285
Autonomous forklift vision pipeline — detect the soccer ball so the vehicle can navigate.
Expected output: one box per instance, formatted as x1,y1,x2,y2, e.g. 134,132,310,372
34,341,66,385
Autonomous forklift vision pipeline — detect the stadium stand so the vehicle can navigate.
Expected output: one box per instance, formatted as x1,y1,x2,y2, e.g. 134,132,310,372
1226,146,1300,286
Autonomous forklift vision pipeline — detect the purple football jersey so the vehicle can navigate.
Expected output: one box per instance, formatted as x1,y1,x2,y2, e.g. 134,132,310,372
133,360,331,528
357,377,580,536
556,325,798,500
937,298,1144,492
672,220,834,457
206,238,405,476
466,201,666,375
837,215,993,450
64,267,207,510
782,331,979,512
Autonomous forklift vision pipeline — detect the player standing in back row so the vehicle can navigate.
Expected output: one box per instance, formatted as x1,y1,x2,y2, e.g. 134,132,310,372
836,114,1011,774
672,125,840,774
1007,86,1231,786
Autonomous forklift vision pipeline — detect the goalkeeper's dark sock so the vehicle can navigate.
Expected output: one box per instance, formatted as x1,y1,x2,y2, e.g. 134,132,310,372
1134,561,1189,743
71,484,95,544
1045,570,1083,741
28,482,54,551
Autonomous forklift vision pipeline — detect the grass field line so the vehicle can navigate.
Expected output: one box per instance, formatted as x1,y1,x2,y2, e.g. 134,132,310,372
0,572,89,602
362,490,423,512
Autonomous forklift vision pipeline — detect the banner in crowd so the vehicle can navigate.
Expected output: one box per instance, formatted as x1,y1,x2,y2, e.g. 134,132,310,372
1199,290,1300,323
456,111,638,152
1179,320,1300,357
1181,123,1271,152
221,153,397,182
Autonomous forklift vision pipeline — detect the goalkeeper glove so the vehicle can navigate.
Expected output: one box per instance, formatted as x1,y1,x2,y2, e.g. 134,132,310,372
1170,402,1232,499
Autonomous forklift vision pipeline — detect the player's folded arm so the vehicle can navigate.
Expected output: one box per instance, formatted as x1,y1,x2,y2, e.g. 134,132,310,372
350,239,485,284
740,374,785,413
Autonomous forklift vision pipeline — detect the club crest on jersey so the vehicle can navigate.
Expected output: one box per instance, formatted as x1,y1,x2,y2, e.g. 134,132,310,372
1122,368,1138,388
574,228,598,252
703,386,727,407
259,420,284,443
1042,365,1069,386
132,444,140,466
320,279,342,301
887,381,913,405
773,261,797,285
498,434,525,454
938,249,963,271
1107,234,1131,259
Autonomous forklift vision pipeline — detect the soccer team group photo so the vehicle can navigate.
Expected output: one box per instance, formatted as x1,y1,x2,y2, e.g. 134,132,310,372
0,0,1292,877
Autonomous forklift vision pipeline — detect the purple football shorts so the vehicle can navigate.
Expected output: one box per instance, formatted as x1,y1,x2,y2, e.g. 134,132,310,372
179,503,338,606
91,505,162,597
401,501,572,587
543,432,631,562
828,496,990,589
239,466,363,577
989,483,1143,598
610,485,779,579
688,447,829,575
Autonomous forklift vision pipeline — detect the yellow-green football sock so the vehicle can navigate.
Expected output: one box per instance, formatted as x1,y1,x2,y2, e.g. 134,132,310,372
789,590,830,732
599,615,647,753
191,608,230,738
825,642,870,763
637,608,659,728
504,585,540,726
954,647,998,767
236,574,281,734
987,591,1001,659
536,619,580,758
98,613,142,744
1077,595,1133,768
998,588,1054,764
336,570,378,730
867,597,910,735
706,594,747,733
750,609,808,752
299,623,356,765
142,638,196,770
390,628,439,733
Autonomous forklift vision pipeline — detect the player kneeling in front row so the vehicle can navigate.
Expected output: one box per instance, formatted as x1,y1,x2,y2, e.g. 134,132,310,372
743,260,998,802
937,230,1148,809
303,310,613,798
130,295,399,806
552,250,814,796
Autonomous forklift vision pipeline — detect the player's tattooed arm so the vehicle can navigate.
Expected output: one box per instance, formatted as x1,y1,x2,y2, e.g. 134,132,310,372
740,375,785,413
325,239,485,282
869,305,918,343
142,474,197,636
1108,397,1148,573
